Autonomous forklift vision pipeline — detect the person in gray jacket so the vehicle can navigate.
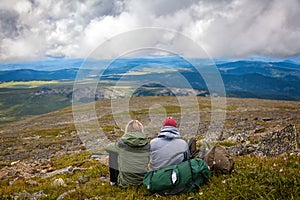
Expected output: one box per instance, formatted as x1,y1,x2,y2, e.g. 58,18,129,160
150,117,189,170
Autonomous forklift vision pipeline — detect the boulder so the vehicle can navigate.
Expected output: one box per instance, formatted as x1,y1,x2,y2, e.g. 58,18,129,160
252,124,299,156
52,178,67,187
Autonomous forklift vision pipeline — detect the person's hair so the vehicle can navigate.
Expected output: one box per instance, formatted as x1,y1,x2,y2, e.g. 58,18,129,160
125,120,144,133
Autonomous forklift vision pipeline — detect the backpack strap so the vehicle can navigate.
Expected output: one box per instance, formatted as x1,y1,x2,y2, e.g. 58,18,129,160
146,171,155,196
148,170,154,190
187,159,199,191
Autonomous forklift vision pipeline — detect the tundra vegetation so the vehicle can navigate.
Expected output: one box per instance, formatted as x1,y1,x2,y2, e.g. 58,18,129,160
0,96,299,199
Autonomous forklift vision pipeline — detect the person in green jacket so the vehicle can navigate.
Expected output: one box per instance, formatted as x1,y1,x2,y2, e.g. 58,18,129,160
105,120,150,187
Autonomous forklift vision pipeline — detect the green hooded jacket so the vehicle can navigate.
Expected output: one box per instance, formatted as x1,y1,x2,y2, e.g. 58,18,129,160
105,131,150,187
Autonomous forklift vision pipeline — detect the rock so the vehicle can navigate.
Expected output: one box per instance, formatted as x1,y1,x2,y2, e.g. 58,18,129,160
57,189,76,200
77,175,89,184
66,166,74,172
227,124,299,157
0,169,9,180
32,190,47,199
52,178,67,187
43,166,74,178
227,144,257,156
26,179,38,185
11,191,32,199
10,160,20,166
227,133,249,143
9,177,19,185
99,176,107,182
252,124,299,156
10,190,45,200
98,156,109,166
262,117,273,122
219,130,235,141
43,165,87,178
254,127,265,133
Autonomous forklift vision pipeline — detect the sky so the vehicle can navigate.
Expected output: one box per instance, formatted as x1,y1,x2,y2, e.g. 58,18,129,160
0,0,300,63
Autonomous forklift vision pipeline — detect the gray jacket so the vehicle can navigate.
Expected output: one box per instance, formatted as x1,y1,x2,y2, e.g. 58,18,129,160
150,126,189,170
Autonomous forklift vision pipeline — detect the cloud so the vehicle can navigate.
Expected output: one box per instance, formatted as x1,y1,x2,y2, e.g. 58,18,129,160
197,0,300,57
0,0,299,62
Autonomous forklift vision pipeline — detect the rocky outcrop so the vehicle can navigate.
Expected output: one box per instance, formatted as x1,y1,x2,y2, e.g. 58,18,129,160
227,124,299,156
252,124,298,156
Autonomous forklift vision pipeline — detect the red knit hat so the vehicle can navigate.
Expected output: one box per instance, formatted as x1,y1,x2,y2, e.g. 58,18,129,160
162,117,177,128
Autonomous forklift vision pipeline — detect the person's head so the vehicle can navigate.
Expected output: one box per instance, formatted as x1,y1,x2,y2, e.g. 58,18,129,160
125,120,144,133
162,117,177,128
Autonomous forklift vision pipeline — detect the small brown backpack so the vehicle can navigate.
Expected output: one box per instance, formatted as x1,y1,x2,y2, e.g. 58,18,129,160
204,145,234,174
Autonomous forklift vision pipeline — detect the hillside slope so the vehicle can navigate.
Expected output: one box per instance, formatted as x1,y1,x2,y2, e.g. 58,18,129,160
1,96,299,163
0,96,299,199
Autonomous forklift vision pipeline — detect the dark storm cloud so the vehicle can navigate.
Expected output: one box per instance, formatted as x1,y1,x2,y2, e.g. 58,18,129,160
0,9,21,39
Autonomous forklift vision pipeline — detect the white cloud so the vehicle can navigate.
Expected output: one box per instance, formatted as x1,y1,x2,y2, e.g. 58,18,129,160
79,12,138,57
0,0,299,62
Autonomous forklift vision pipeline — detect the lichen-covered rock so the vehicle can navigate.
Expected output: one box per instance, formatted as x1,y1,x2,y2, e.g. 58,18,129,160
226,124,299,157
52,178,67,187
226,144,257,156
11,190,47,200
227,133,249,143
252,124,299,156
77,175,89,184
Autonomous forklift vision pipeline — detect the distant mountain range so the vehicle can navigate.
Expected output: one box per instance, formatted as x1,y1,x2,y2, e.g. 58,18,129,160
0,69,79,81
0,57,299,101
217,61,300,100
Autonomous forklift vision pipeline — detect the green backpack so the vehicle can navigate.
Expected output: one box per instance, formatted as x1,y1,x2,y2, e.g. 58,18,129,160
142,158,211,195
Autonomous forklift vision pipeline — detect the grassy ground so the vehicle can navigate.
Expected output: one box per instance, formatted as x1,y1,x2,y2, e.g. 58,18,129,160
0,81,64,89
1,96,299,199
0,87,71,124
0,81,73,124
0,151,299,199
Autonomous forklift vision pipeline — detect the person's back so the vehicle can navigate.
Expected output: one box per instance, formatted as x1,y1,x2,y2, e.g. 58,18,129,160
116,131,149,186
150,117,189,170
105,120,149,187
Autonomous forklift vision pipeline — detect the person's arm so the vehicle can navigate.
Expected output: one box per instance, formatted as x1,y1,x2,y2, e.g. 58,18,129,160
183,140,191,161
185,145,191,160
105,142,118,153
105,142,119,185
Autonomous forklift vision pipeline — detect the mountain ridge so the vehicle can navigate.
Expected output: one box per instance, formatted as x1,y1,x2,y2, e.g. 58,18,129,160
0,59,299,125
0,60,299,101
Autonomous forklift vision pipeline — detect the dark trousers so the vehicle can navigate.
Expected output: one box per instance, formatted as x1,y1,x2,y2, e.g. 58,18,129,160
108,152,119,183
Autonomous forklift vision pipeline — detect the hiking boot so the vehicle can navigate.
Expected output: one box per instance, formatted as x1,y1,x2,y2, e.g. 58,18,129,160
188,137,197,155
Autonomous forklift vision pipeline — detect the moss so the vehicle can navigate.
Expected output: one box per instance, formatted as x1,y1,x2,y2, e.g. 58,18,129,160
51,151,91,170
101,125,121,133
216,141,238,147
